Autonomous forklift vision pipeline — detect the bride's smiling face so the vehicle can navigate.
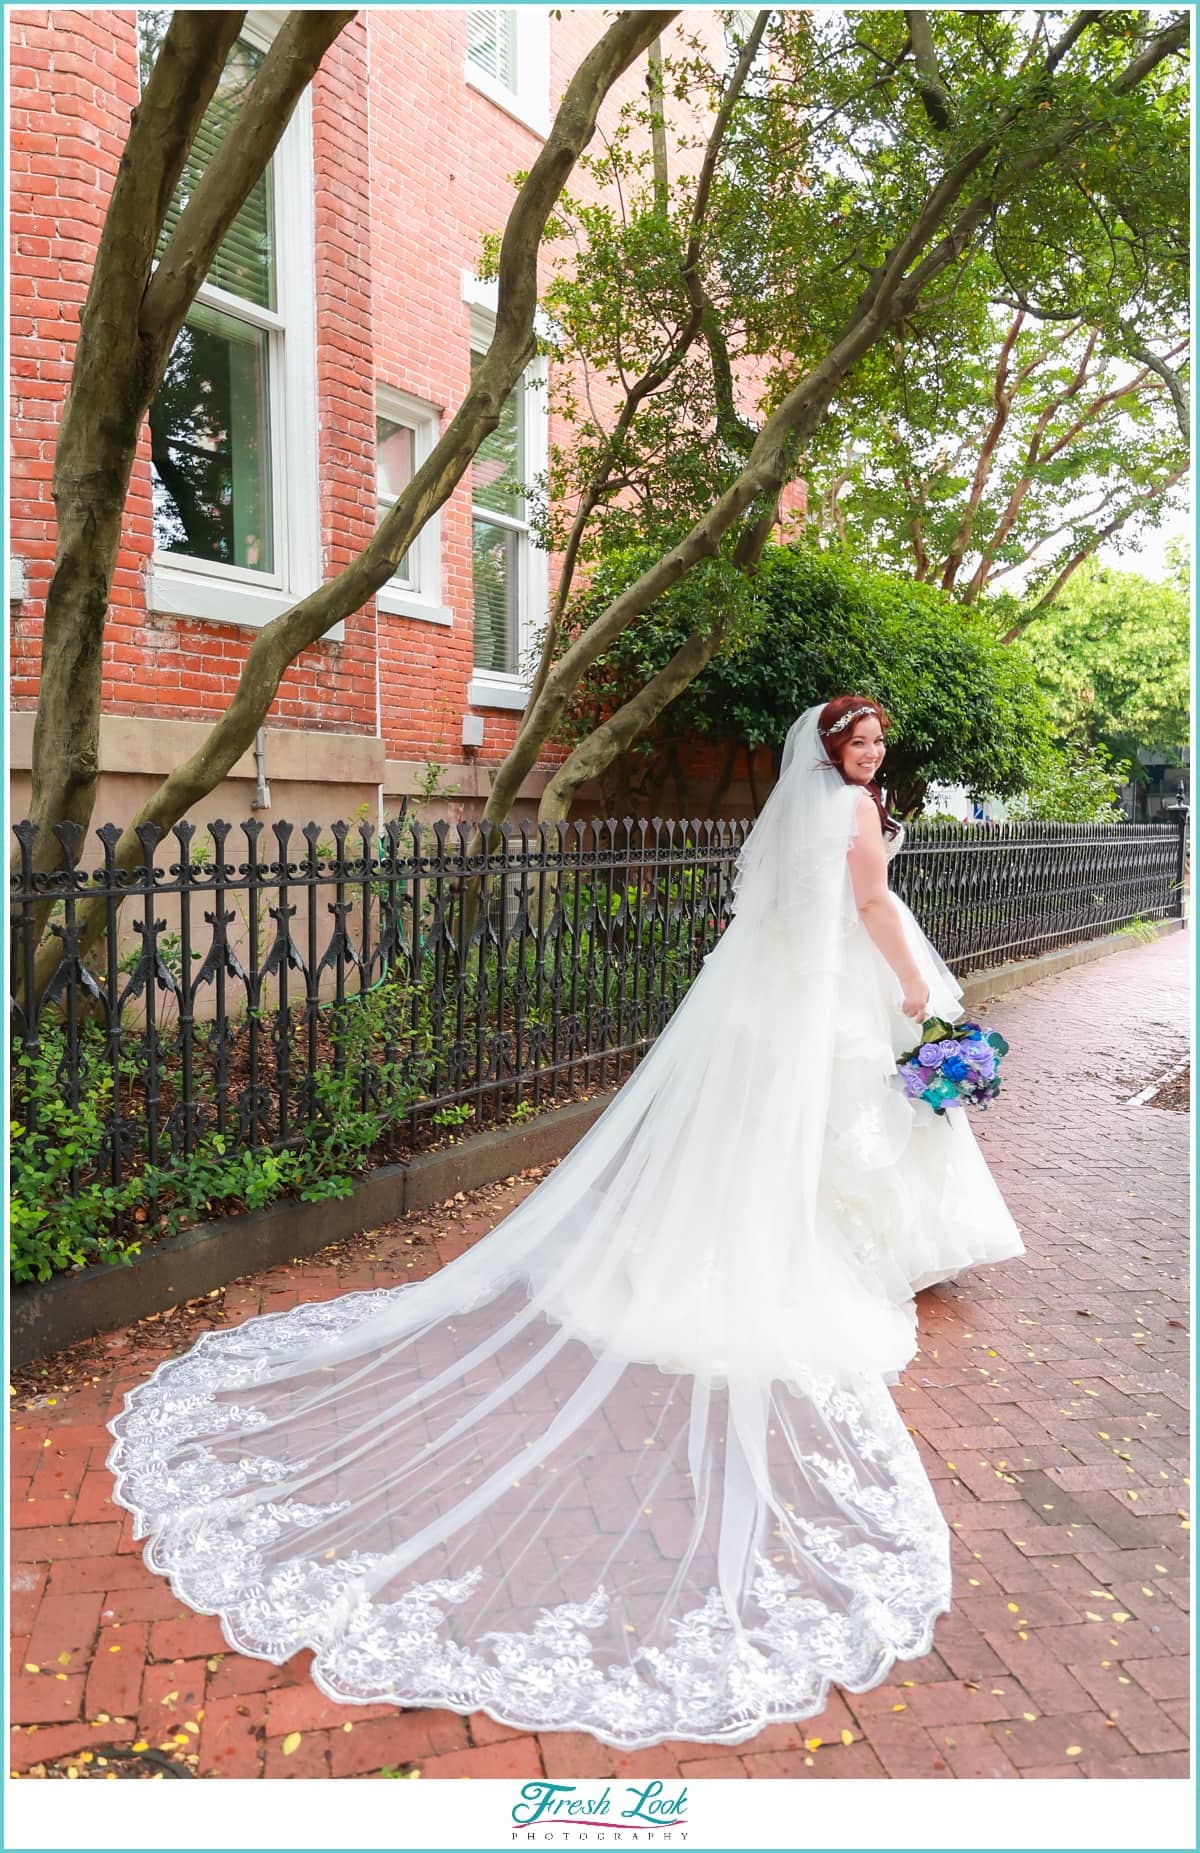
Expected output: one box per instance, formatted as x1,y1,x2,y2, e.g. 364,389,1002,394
841,718,886,784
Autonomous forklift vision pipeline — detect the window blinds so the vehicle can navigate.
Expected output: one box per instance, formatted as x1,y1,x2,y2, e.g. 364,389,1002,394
138,16,276,311
467,8,517,89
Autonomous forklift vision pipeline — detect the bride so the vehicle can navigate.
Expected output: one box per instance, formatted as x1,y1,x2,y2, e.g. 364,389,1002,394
106,697,1023,1751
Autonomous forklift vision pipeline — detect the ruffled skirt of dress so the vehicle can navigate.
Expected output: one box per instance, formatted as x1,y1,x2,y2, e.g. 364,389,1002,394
101,895,996,1750
821,897,1025,1302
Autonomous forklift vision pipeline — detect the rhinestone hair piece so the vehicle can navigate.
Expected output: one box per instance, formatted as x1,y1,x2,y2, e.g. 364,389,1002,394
818,704,877,738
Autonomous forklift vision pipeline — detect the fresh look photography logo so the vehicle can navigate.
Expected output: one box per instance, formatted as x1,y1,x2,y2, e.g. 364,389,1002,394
510,1780,689,1842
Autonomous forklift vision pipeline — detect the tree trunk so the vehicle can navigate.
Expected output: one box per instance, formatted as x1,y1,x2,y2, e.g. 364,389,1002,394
540,624,726,823
888,774,929,819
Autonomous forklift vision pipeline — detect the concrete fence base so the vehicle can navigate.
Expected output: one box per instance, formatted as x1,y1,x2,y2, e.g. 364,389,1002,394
10,915,1185,1367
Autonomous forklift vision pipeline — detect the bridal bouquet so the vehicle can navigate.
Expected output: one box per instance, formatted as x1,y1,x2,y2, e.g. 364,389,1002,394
896,1016,1009,1116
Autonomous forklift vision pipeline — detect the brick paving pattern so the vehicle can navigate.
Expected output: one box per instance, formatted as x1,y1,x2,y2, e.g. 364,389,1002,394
10,930,1191,1780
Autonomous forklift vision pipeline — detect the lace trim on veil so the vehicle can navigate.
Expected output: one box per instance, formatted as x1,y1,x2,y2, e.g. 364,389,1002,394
106,1288,951,1751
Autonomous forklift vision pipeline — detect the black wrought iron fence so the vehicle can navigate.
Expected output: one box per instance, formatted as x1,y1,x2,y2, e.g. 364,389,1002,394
9,809,1185,1277
890,815,1185,971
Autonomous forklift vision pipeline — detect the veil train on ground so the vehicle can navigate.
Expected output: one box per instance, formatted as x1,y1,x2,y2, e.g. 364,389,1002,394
106,708,969,1748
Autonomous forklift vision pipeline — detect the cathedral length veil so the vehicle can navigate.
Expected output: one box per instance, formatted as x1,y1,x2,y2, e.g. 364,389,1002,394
105,706,952,1749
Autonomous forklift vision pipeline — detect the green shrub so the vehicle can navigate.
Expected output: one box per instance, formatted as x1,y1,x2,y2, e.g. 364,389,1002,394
556,539,1054,815
1006,739,1130,823
10,976,432,1285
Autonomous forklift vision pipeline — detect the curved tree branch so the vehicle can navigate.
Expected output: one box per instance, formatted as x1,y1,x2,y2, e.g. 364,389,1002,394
1120,321,1191,442
1002,459,1190,631
519,9,768,727
939,308,1026,590
904,10,952,130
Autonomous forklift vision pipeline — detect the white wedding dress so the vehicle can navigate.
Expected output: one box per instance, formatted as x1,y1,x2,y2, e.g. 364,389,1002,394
824,821,1024,1304
105,709,1023,1750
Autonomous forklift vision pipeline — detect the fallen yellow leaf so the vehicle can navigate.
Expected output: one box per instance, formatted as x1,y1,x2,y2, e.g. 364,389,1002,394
281,1732,302,1757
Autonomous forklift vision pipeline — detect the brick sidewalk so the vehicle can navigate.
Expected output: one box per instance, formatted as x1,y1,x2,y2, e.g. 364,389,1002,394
10,931,1191,1780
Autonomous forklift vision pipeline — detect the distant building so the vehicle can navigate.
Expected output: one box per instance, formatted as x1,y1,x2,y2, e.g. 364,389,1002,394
1121,746,1190,822
921,783,1011,824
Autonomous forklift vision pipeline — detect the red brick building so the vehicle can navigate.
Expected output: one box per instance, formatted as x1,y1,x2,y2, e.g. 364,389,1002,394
9,7,778,837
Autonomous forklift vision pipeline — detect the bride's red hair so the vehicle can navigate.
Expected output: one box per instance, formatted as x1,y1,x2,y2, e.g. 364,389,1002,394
817,695,899,837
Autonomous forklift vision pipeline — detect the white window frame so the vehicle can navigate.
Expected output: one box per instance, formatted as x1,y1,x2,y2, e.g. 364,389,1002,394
463,6,551,140
463,279,548,713
375,386,451,626
142,10,324,635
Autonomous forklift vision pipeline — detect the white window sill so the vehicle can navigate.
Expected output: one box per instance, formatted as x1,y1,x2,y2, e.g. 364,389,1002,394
468,676,529,712
463,63,549,139
377,586,453,626
146,564,344,642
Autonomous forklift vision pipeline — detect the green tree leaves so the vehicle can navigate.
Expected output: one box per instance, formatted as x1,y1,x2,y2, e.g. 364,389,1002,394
1014,557,1191,758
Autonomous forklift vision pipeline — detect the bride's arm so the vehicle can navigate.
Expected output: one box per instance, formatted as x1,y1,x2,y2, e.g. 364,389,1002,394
846,793,929,1020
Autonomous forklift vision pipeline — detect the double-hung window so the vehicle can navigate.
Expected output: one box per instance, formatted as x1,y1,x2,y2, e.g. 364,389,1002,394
463,7,550,138
375,388,450,625
466,296,548,706
138,10,320,631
